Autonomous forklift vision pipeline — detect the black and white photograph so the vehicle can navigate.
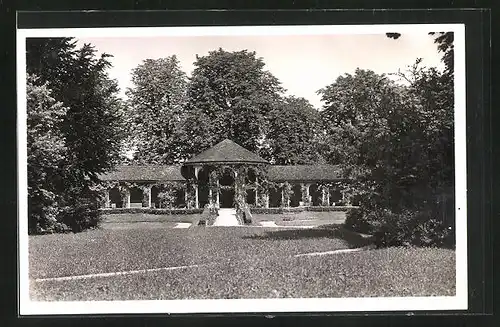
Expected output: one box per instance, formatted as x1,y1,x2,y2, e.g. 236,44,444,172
17,24,467,314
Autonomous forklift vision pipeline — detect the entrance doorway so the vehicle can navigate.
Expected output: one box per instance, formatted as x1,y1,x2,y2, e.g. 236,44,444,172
220,188,235,208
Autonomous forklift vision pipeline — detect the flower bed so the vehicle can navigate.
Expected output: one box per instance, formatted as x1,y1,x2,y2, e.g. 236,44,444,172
100,208,204,215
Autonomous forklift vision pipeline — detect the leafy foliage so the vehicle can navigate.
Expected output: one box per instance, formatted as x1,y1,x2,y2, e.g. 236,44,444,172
267,96,323,164
26,38,126,233
345,207,453,248
125,56,188,164
26,75,68,233
182,49,284,158
319,59,454,247
429,32,454,77
155,182,184,209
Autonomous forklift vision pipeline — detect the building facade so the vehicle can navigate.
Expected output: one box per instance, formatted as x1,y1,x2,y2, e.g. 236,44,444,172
99,139,352,210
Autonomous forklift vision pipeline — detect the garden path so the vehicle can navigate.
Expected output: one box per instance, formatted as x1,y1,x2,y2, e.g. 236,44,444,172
213,208,240,226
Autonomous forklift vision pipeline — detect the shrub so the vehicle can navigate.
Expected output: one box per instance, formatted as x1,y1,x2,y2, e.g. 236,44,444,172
307,206,358,212
346,207,454,248
251,206,355,214
251,208,284,214
242,204,253,224
100,207,204,215
196,203,219,226
59,197,103,233
344,207,376,234
28,191,64,234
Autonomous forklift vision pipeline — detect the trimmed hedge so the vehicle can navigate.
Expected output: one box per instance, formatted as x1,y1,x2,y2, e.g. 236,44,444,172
250,207,299,214
100,208,204,215
307,206,359,212
251,206,357,214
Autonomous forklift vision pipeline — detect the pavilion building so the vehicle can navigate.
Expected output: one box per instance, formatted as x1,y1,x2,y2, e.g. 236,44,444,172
99,139,352,210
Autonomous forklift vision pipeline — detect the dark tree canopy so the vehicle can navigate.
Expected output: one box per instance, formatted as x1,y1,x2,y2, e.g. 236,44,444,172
126,56,188,164
317,69,404,170
267,96,323,165
184,48,284,157
26,75,67,233
26,37,126,233
27,38,126,179
317,64,453,211
429,32,454,76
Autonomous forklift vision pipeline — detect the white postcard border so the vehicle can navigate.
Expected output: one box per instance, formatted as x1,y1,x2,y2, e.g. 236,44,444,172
17,23,467,315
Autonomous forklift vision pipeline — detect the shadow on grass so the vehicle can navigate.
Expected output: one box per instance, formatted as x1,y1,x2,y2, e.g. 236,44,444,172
242,225,375,248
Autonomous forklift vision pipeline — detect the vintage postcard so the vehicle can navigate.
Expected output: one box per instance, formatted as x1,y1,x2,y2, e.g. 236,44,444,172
17,23,467,315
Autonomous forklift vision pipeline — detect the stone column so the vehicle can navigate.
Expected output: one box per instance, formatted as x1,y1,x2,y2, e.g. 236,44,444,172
184,183,188,207
265,193,270,208
321,187,327,206
306,184,311,204
194,166,201,209
326,186,330,206
255,177,258,205
147,185,152,208
104,189,110,208
195,184,199,209
301,183,311,206
281,186,285,207
216,179,220,207
194,166,201,179
126,189,131,208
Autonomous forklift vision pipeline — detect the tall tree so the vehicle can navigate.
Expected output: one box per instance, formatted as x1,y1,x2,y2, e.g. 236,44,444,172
184,48,284,158
318,69,404,175
26,38,126,232
27,38,126,179
267,96,322,164
26,75,67,233
429,32,454,76
126,56,188,164
318,64,453,212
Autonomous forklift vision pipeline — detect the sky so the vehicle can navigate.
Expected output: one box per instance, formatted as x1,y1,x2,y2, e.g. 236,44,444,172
76,33,444,109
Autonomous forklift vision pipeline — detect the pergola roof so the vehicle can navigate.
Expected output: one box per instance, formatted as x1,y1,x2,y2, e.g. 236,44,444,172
267,165,344,182
184,139,269,165
99,164,345,183
99,165,185,182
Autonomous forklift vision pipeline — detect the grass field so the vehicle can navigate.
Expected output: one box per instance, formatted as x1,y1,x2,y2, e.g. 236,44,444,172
29,223,456,301
252,211,347,226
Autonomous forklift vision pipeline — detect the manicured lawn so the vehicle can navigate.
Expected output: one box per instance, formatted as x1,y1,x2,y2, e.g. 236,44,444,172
29,226,455,301
252,211,346,226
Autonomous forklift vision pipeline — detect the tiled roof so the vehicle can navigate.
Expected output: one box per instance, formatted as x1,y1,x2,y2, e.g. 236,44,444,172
267,165,344,182
99,164,344,182
184,139,268,165
98,165,185,182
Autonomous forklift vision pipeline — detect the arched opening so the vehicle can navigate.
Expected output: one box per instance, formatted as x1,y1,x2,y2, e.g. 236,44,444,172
246,188,257,206
219,168,235,186
245,167,257,184
151,185,160,208
330,186,342,205
197,167,210,208
309,184,322,206
269,186,282,208
109,186,122,208
175,183,186,208
290,184,302,207
219,168,235,208
129,187,144,208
